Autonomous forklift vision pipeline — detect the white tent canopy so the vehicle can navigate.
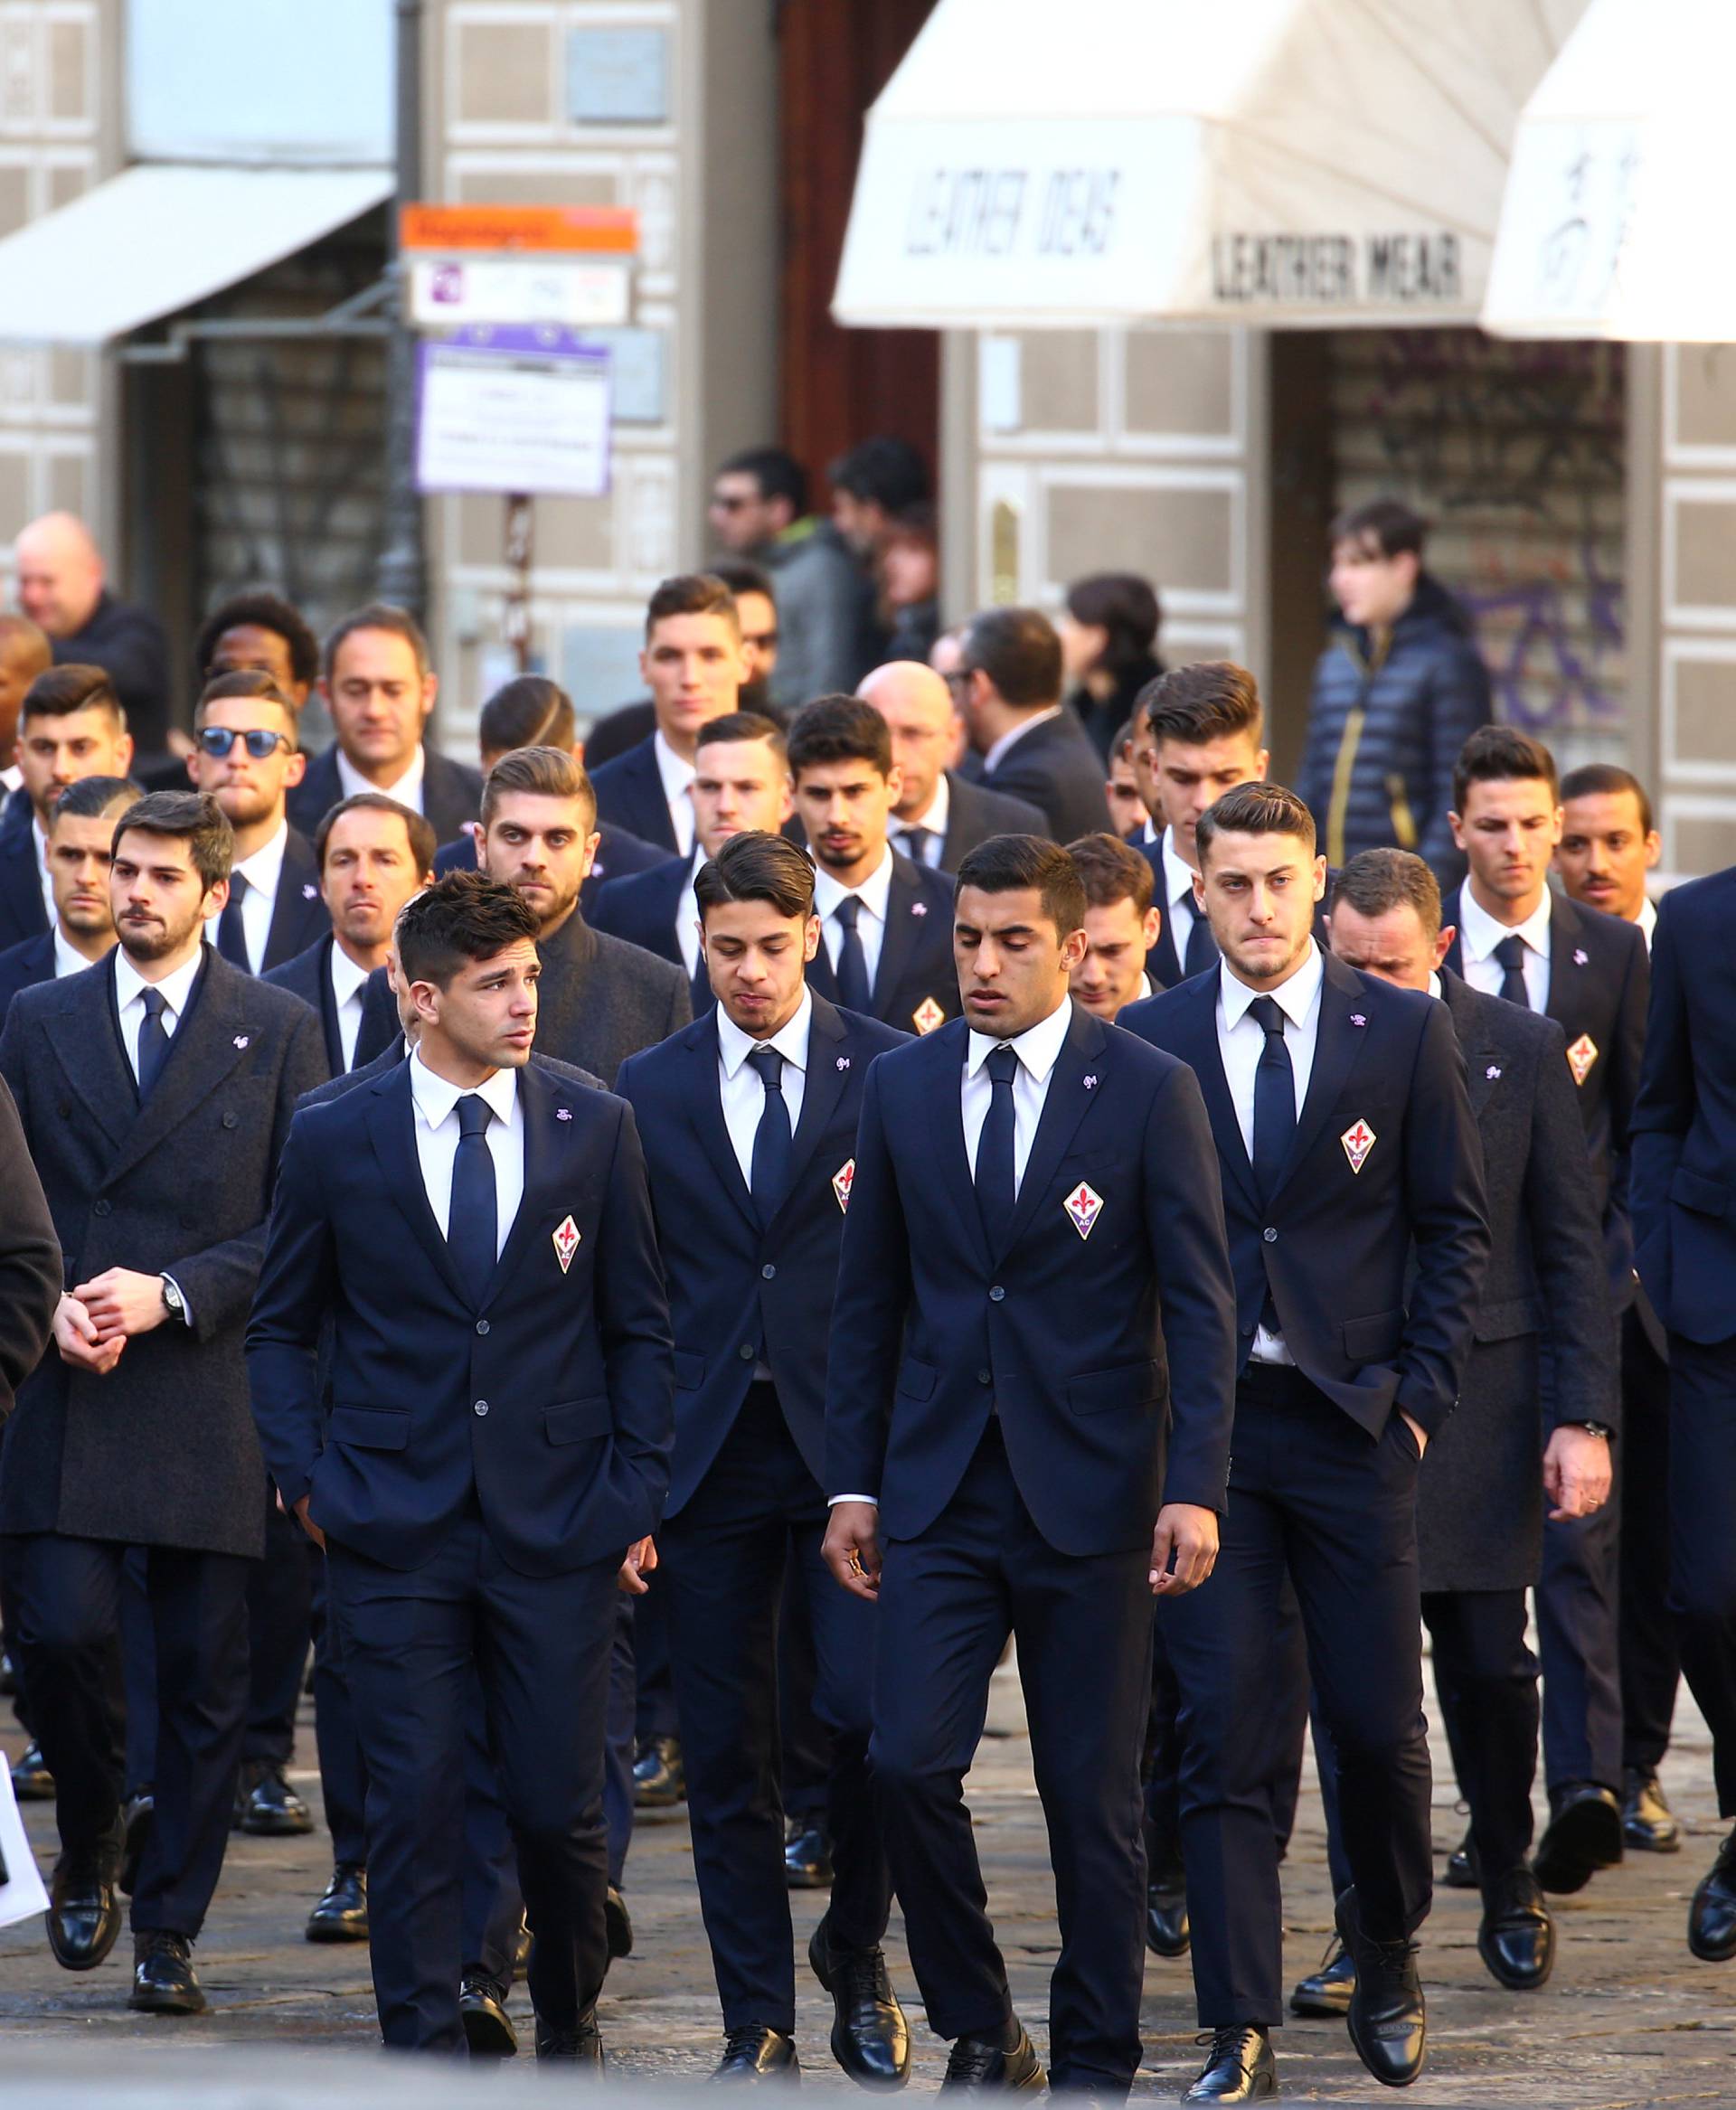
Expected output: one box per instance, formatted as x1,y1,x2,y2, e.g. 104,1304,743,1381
1483,0,1736,341
834,0,1586,331
0,163,393,347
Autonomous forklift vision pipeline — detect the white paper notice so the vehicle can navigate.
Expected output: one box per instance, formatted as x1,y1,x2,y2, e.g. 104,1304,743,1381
0,1760,48,1927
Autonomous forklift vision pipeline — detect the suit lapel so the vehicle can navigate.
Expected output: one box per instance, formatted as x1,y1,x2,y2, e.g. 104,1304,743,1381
805,928,842,1005
484,1065,560,1305
1543,892,1585,1038
995,1003,1106,1263
684,1012,759,1233
315,937,346,1075
1440,969,1500,1116
102,951,253,1185
363,1061,473,1305
924,1023,992,1273
1439,887,1466,978
1174,968,1260,1214
1272,953,1373,1203
872,852,924,1014
48,959,134,1152
775,994,850,1219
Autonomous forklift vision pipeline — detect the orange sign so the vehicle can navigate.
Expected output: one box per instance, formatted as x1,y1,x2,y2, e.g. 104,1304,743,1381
400,204,637,255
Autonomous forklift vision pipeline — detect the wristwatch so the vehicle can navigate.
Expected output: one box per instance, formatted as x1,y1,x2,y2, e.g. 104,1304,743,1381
159,1275,185,1323
1577,1420,1613,1440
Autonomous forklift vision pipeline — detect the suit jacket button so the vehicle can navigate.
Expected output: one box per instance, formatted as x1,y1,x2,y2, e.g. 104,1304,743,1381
760,1264,776,1281
977,1368,992,1384
93,1199,111,1218
476,1319,489,1336
988,1285,1005,1302
222,1112,239,1130
474,1399,489,1417
1262,1226,1278,1244
739,1342,755,1360
1240,1322,1254,1337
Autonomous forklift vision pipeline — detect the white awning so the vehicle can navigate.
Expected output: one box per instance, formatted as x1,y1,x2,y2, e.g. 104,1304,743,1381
834,0,1586,331
0,162,394,347
1483,0,1736,341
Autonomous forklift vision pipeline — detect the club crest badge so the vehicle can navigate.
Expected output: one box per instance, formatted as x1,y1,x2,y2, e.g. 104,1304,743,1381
832,1159,855,1213
910,900,928,917
552,1214,581,1274
1064,1182,1104,1240
302,881,318,900
1566,1033,1599,1088
912,996,945,1035
1486,1065,1503,1080
232,1034,250,1050
1340,1118,1376,1174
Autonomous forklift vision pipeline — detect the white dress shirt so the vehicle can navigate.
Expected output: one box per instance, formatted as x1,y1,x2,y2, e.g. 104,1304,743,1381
675,850,703,980
408,1050,523,1257
53,926,94,979
33,819,52,926
891,774,949,868
1215,942,1325,1365
336,743,427,815
981,704,1062,776
814,845,893,994
328,941,375,1073
961,990,1073,1196
1456,885,1552,1013
203,819,288,974
716,987,811,1187
1636,894,1657,954
113,947,203,1086
653,730,697,860
1160,826,1200,966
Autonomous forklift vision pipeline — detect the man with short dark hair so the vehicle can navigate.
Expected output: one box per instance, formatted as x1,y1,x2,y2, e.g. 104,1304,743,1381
787,694,958,1036
857,660,1045,871
618,832,912,2083
828,437,930,561
193,591,321,711
0,665,134,948
0,774,139,1015
957,608,1109,843
1558,764,1661,945
1295,498,1491,884
14,513,172,758
248,870,675,2060
1,789,326,2016
1066,832,1162,1016
286,602,483,845
1123,784,1488,2096
822,831,1235,2096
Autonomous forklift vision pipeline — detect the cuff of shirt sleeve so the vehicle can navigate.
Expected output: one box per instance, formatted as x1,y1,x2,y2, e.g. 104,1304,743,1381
827,1493,878,1507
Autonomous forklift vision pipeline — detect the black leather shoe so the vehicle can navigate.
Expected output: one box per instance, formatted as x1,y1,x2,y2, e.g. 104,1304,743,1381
46,1824,123,1973
633,1734,685,1808
1534,1782,1623,1895
306,1863,369,1943
10,1738,55,1800
1183,2026,1276,2101
786,1814,835,1889
235,1758,314,1837
939,2019,1043,2092
1146,1868,1190,1958
1622,1767,1682,1853
118,1793,155,1898
536,2012,605,2064
712,2024,800,2081
809,1914,910,2087
1338,1893,1425,2088
1688,1828,1736,1962
1477,1867,1554,1992
128,1929,206,2015
1289,1933,1355,2017
461,1970,518,2055
606,1884,634,1960
1442,1828,1478,1889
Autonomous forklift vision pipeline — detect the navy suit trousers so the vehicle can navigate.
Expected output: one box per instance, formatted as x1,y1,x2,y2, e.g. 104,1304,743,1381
1665,1333,1736,1815
243,1482,314,1766
870,1417,1152,2089
1619,1308,1679,1775
1537,1483,1623,1794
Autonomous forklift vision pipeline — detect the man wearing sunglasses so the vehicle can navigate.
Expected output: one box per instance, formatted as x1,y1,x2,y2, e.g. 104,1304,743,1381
186,673,326,977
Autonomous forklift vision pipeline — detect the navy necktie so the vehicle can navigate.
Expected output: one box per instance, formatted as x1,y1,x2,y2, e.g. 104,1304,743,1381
136,987,171,1100
901,825,934,868
975,1043,1019,1228
1494,933,1530,1009
834,895,872,1012
448,1094,497,1298
1183,907,1218,977
747,1044,793,1222
216,869,250,969
1250,995,1295,1207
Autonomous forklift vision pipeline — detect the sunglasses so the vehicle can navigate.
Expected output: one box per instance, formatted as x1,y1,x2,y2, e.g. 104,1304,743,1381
196,727,294,759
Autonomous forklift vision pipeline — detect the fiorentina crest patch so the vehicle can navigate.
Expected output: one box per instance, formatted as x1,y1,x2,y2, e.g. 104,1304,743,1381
1566,1033,1599,1088
1340,1118,1376,1174
912,996,946,1035
833,1159,855,1213
1063,1182,1103,1240
552,1214,581,1274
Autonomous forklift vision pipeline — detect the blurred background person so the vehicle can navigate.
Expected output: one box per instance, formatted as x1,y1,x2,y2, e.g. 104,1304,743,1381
876,506,941,667
1058,572,1163,765
1106,726,1148,840
958,608,1109,843
14,513,171,765
0,617,53,805
858,661,1043,873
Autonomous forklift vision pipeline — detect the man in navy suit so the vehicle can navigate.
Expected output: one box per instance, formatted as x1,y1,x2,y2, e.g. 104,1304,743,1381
0,664,134,950
1121,783,1488,2097
954,608,1110,844
823,834,1237,2095
593,711,794,1013
590,575,751,856
286,604,483,848
0,773,137,1016
857,660,1046,871
787,694,959,1038
1441,726,1647,1898
247,871,674,2059
1630,862,1736,1961
618,832,910,2083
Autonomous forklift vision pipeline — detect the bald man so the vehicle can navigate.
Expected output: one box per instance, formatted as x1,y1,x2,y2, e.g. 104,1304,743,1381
14,514,171,759
0,614,52,803
857,660,1045,871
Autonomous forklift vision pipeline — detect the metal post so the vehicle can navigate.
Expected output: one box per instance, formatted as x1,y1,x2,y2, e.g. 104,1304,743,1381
377,0,427,617
503,494,534,673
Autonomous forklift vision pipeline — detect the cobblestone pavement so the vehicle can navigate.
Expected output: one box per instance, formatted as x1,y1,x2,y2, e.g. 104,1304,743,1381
3,1654,1733,2104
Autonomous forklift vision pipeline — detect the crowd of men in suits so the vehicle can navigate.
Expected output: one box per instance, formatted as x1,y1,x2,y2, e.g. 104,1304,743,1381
0,553,1732,2106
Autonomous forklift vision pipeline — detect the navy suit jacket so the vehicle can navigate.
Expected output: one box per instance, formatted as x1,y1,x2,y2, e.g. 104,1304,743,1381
824,1001,1237,1556
247,1057,673,1577
1121,952,1489,1439
286,743,484,847
618,994,908,1516
1128,834,1215,991
0,928,55,1019
590,853,712,1012
263,933,350,1075
978,709,1111,844
590,736,677,853
256,827,330,974
0,815,48,951
931,773,1048,871
433,817,667,918
806,850,960,1037
1630,869,1736,1345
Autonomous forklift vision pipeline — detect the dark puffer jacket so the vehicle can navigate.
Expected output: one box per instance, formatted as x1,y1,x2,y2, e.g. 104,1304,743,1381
1295,573,1491,886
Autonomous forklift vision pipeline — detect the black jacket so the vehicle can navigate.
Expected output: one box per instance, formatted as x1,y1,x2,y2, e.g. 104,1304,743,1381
56,591,173,757
590,854,712,1013
0,815,48,952
590,735,677,854
287,744,484,848
432,817,668,917
921,773,1048,872
978,708,1111,845
1296,572,1491,884
0,1074,61,1427
0,928,55,1020
804,851,960,1037
1068,655,1161,766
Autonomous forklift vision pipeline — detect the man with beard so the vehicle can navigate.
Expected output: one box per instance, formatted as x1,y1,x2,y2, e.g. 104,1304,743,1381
0,774,139,1013
0,665,134,949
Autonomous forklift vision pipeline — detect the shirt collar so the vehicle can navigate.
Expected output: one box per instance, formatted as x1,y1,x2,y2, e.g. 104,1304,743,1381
982,704,1062,773
114,943,204,1022
232,818,289,900
966,990,1074,1082
53,926,93,978
1218,938,1325,1034
1160,825,1198,909
1428,969,1444,1000
1636,894,1657,949
897,772,950,837
653,730,696,803
1458,882,1553,965
716,985,813,1081
813,843,893,926
335,743,426,808
409,1047,518,1133
328,941,375,1008
1142,814,1160,845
